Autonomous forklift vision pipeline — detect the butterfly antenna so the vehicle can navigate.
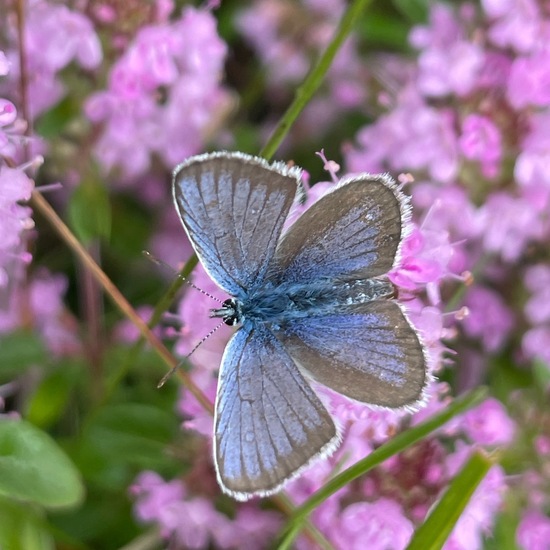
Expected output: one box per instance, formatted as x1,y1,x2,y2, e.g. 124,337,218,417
142,250,223,303
157,320,226,388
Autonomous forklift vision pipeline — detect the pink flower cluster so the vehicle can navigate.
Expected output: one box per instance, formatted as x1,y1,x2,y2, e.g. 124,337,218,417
0,52,34,289
2,0,102,118
344,1,550,545
85,5,231,179
131,471,281,549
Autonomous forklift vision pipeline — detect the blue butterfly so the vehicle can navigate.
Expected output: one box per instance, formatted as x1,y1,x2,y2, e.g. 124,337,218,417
172,151,427,501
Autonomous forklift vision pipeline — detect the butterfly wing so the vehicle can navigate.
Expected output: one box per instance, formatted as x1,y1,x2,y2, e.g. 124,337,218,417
173,152,300,295
276,300,427,408
273,174,409,284
214,322,338,500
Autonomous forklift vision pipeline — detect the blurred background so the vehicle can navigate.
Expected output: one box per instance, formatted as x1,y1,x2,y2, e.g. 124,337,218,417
0,0,549,548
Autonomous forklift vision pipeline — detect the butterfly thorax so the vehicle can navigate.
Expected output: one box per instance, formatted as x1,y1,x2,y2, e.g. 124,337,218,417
211,278,394,327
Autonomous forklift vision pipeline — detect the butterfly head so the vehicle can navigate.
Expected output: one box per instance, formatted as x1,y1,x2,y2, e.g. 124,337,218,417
210,298,242,326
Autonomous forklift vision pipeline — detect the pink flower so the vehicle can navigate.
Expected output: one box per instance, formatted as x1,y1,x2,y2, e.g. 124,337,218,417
523,264,550,325
517,509,550,550
522,326,550,367
0,166,34,287
330,498,414,550
131,472,282,549
515,111,550,209
462,398,516,446
348,87,459,183
389,224,455,291
85,6,230,179
476,193,545,262
507,51,550,108
459,114,502,178
462,286,514,352
482,0,542,54
212,506,281,550
4,1,102,117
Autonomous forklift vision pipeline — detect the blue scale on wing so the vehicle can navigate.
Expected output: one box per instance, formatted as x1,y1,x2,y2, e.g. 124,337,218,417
173,155,298,295
273,177,403,284
276,300,426,408
214,323,337,497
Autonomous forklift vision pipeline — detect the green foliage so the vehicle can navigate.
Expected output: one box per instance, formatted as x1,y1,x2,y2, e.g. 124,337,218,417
406,451,494,549
68,176,112,244
0,419,84,509
0,497,55,550
0,331,47,379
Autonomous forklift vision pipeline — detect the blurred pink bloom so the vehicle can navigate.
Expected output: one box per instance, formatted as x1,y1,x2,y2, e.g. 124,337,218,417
459,114,502,178
517,509,550,550
86,6,230,179
476,193,545,262
330,498,414,550
417,41,482,97
114,306,156,343
522,326,550,367
462,286,514,352
523,264,550,325
28,271,81,355
178,375,216,438
5,0,102,117
462,398,516,446
507,51,550,108
515,111,550,209
482,0,542,53
348,88,459,183
212,506,281,550
132,471,281,549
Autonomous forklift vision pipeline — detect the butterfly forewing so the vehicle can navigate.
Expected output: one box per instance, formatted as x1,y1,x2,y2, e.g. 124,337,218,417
214,322,338,500
273,175,408,284
173,152,300,295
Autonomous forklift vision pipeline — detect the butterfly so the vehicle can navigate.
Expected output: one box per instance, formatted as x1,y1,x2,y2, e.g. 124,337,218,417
172,151,427,501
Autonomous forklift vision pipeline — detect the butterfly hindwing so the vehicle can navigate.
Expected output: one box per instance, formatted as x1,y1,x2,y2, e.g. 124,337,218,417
276,300,426,408
214,322,338,500
173,152,300,295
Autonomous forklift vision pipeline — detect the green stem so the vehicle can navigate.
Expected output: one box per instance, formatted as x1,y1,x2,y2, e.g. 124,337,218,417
260,0,372,160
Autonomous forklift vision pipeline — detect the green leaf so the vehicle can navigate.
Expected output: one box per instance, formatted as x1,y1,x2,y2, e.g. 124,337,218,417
406,450,494,549
26,364,79,429
0,496,54,550
0,331,47,379
35,96,80,140
533,359,550,391
0,419,84,509
76,403,180,487
108,194,152,260
391,0,430,23
361,12,410,49
68,177,111,243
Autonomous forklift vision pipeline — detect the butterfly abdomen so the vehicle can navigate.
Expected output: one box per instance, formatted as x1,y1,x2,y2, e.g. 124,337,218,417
239,278,394,324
